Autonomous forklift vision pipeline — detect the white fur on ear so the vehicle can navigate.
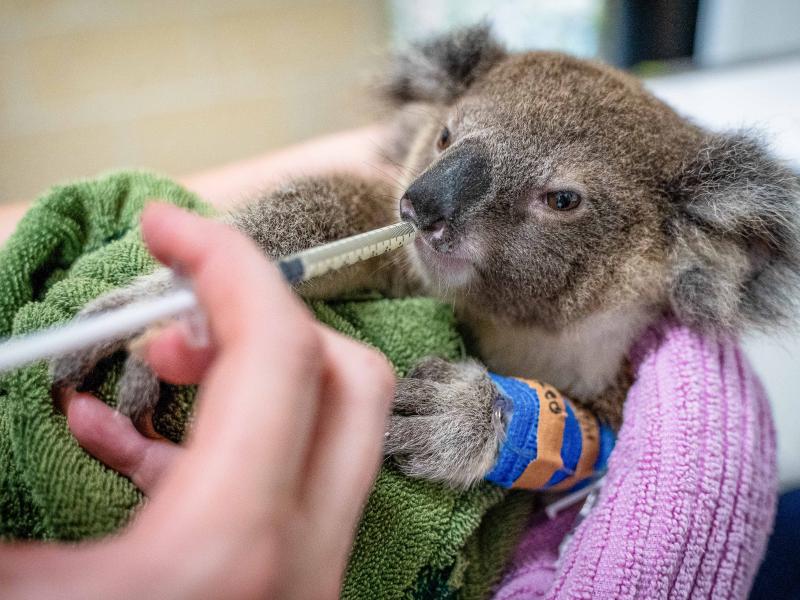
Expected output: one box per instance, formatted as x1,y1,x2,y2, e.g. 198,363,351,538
384,24,507,105
668,132,800,332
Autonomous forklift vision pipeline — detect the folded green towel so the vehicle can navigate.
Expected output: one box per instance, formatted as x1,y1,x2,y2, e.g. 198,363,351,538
0,171,531,599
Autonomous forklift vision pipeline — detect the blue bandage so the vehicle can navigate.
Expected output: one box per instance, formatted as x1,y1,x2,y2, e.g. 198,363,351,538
485,373,616,491
485,373,540,488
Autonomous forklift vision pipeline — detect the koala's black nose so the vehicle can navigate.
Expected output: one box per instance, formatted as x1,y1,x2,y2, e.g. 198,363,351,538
400,146,491,232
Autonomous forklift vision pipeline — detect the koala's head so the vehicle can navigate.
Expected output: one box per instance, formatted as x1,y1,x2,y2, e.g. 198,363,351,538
387,25,800,334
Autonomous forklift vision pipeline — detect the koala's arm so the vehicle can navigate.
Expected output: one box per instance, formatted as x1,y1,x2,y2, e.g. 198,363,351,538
385,356,627,489
385,357,505,489
228,174,415,299
48,269,176,388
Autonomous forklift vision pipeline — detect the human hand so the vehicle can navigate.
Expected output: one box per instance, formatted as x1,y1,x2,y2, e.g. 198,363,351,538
4,203,394,599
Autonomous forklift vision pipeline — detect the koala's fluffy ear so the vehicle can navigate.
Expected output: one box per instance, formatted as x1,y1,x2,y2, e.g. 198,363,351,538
667,133,800,333
384,24,506,105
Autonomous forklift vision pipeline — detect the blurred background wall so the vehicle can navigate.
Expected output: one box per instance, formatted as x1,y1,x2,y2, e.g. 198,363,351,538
0,0,390,202
2,0,799,487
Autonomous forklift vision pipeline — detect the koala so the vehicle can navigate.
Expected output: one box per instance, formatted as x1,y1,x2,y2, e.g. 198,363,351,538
51,26,800,489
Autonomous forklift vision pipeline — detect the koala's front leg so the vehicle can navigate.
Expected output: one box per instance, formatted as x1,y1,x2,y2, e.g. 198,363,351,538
384,357,505,489
49,267,176,423
230,175,416,299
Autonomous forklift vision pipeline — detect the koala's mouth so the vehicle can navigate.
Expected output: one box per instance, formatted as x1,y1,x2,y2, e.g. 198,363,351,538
412,234,476,285
400,196,479,287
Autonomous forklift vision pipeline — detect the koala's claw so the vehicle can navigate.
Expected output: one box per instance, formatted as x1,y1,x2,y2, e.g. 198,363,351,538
116,354,161,426
384,357,504,489
50,268,176,430
49,325,136,390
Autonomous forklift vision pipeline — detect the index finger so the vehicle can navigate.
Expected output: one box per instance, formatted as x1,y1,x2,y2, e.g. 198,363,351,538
141,204,324,495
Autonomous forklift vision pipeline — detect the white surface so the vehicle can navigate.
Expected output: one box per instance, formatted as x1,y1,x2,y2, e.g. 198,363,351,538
696,0,800,67
646,57,800,489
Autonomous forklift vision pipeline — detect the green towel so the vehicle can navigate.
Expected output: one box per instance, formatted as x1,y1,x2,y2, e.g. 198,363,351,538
0,171,532,599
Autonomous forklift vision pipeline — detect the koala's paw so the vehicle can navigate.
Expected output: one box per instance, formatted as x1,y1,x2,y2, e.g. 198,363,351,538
49,269,175,421
49,344,115,391
116,354,161,430
49,300,142,390
384,357,504,489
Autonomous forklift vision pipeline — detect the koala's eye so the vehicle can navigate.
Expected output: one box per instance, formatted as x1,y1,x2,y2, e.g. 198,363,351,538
436,126,451,151
545,190,582,211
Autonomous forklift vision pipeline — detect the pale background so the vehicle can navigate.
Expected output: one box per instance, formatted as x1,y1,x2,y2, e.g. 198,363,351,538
0,0,390,203
2,0,799,486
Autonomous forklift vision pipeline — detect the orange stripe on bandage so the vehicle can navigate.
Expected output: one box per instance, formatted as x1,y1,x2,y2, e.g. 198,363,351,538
548,403,600,492
512,379,567,490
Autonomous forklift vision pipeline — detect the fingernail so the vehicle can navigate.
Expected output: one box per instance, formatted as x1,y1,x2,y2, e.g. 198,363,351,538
178,308,210,349
128,326,165,360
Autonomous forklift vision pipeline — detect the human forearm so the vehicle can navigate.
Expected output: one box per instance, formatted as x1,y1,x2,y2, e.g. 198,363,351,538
179,123,396,209
0,123,397,244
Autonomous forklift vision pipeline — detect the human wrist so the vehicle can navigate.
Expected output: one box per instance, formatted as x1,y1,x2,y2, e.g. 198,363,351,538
122,495,282,600
0,536,155,600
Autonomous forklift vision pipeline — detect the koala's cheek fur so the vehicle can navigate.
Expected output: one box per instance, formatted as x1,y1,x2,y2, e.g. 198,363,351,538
437,190,667,329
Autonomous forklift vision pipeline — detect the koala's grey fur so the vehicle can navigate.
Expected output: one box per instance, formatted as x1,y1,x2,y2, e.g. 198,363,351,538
385,357,504,488
668,133,800,331
51,25,800,489
48,268,177,426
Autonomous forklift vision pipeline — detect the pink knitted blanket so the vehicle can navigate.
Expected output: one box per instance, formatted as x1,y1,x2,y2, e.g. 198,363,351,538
492,322,777,599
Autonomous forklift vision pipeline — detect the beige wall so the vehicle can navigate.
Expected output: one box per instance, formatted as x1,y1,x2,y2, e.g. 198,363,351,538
0,0,390,203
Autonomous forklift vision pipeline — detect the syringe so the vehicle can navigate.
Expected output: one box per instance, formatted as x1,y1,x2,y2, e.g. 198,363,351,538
0,222,417,374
